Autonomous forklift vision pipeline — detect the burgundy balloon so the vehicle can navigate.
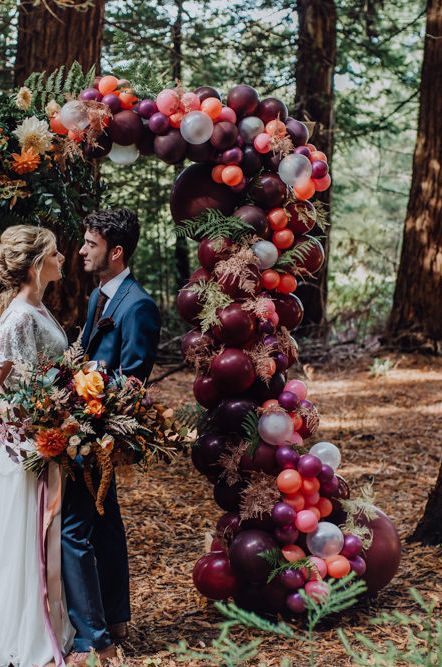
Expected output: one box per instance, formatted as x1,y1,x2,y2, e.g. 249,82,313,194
215,398,258,434
217,264,260,299
241,145,263,176
176,284,203,324
252,442,276,474
148,111,170,135
213,480,244,512
285,119,309,146
198,237,232,271
80,87,102,102
278,390,299,412
260,578,289,614
281,568,305,590
294,146,310,158
311,160,329,179
181,327,211,358
275,353,289,372
153,128,187,164
233,205,271,239
275,446,299,470
297,402,319,439
138,99,158,119
252,371,287,402
357,506,401,594
286,201,316,235
297,454,322,478
210,121,238,151
320,476,340,498
212,303,256,346
137,127,155,156
257,97,288,124
186,140,218,163
286,591,306,613
211,348,256,395
272,293,304,330
193,375,221,409
194,85,221,102
84,131,112,159
109,110,143,146
216,512,242,543
192,552,238,600
318,464,334,483
272,502,296,526
349,555,367,576
227,84,260,118
170,163,240,225
294,235,325,274
341,534,363,558
222,146,243,165
249,172,287,208
93,76,102,89
102,93,121,114
229,529,277,584
192,432,229,476
263,151,282,172
188,267,211,283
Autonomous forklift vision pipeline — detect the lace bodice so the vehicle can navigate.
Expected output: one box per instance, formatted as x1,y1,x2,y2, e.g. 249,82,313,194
0,297,67,389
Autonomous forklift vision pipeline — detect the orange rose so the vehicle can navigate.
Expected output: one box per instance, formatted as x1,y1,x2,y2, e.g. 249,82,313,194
84,399,105,417
73,370,105,401
36,428,68,458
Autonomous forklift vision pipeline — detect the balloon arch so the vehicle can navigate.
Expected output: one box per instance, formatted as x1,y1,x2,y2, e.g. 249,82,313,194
53,78,400,614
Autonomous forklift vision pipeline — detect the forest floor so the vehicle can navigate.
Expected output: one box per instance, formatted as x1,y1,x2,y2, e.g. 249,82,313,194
115,352,442,666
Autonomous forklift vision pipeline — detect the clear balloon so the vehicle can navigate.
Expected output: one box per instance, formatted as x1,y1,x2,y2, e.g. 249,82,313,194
306,521,344,558
278,153,312,188
60,101,89,131
252,240,279,270
238,116,264,144
309,441,341,471
108,142,139,165
180,111,214,145
258,411,294,447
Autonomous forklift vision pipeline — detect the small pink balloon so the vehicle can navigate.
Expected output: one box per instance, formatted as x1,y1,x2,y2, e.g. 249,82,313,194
269,311,279,326
180,92,201,112
156,89,180,116
284,379,308,401
305,579,329,602
261,298,276,315
309,556,327,579
217,106,237,123
295,510,318,534
254,132,272,153
288,432,303,446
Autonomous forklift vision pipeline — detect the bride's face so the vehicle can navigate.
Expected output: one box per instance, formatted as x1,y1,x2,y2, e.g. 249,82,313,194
38,246,65,283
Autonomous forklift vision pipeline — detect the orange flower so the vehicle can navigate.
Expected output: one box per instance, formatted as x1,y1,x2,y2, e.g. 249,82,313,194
85,399,105,417
36,428,68,458
73,369,105,401
11,148,40,174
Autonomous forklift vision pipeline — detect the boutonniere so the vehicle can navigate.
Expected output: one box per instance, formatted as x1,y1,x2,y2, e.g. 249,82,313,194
97,316,115,332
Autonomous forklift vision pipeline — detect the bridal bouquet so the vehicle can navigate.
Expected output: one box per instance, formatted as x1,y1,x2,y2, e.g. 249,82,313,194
0,343,187,514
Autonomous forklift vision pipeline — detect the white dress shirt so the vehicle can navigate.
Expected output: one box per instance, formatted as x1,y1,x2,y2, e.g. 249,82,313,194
100,267,130,314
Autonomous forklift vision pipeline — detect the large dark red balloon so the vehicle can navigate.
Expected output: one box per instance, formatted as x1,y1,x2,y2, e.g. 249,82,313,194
212,303,257,346
186,140,218,163
170,163,240,225
210,122,238,151
109,110,143,146
188,267,211,284
181,327,212,359
198,237,232,271
84,131,112,159
216,512,242,544
249,172,287,208
257,97,288,124
217,264,261,299
191,432,229,476
137,127,155,156
193,375,221,409
358,506,401,594
251,371,287,403
233,205,271,239
213,480,244,512
229,530,277,584
176,284,203,324
215,398,258,434
211,348,256,395
272,293,304,330
193,552,238,600
194,85,221,102
294,236,325,274
227,84,260,118
153,128,187,164
286,201,316,235
241,145,263,176
285,119,309,147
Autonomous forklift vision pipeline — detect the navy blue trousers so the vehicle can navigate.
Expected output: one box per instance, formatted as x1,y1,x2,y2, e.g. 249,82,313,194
61,470,130,652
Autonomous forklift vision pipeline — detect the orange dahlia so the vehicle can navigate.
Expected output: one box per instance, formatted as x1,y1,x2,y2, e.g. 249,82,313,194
11,148,40,174
35,428,68,458
84,399,105,417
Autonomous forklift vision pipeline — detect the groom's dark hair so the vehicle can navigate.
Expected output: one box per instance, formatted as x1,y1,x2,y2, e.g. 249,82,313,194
83,208,140,264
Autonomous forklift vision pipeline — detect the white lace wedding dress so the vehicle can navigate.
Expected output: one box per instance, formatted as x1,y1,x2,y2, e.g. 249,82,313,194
0,297,75,667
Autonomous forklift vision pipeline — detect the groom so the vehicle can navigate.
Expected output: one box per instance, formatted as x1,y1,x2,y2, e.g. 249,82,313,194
62,208,161,663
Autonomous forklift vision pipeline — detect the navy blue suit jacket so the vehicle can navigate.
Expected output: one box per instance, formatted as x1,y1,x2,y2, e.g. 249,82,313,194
82,273,161,381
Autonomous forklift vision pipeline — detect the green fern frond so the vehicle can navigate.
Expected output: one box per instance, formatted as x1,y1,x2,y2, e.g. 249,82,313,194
274,237,320,272
215,601,296,639
24,61,96,110
241,410,260,457
176,208,253,242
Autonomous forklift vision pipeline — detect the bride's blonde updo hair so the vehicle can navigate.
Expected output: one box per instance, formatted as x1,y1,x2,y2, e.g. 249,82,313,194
0,225,57,315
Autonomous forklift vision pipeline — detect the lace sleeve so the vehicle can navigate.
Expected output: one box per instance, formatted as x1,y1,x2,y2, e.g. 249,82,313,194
0,310,38,369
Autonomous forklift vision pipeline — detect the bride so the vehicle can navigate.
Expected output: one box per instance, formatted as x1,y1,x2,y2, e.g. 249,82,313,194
0,225,75,667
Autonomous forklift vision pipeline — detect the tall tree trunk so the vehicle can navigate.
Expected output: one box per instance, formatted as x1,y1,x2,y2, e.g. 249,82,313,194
409,461,442,545
387,0,442,352
172,0,190,291
14,0,105,335
294,0,336,339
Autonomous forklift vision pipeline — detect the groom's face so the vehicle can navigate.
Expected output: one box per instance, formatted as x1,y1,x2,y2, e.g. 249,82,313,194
80,229,111,273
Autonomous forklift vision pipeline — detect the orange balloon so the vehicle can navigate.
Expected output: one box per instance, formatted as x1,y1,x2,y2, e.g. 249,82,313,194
294,178,316,201
326,555,351,578
317,497,333,517
68,128,85,143
262,399,279,409
98,75,119,96
211,165,225,183
261,269,281,290
266,119,286,138
277,469,302,494
267,207,288,230
201,97,223,120
284,492,305,511
278,274,297,294
169,110,184,128
282,545,306,562
50,114,68,135
119,91,138,110
273,229,294,250
222,165,243,186
313,174,331,192
310,150,327,162
302,477,320,494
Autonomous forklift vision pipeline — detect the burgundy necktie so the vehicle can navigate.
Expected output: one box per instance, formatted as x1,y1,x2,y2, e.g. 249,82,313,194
92,290,107,329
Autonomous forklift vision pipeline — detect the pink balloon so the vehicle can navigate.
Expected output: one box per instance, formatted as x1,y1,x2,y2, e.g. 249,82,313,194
218,106,237,123
286,432,303,446
180,92,201,112
254,132,272,153
156,89,180,116
261,298,276,315
284,379,308,401
295,510,318,534
309,556,327,579
305,580,329,602
269,311,279,326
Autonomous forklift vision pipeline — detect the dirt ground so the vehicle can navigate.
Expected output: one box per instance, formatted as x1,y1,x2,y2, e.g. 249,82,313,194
116,352,442,666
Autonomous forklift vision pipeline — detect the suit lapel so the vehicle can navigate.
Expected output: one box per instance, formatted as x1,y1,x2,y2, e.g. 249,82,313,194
85,274,135,352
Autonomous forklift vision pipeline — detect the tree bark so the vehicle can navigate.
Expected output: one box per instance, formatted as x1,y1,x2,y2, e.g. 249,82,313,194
386,0,442,352
14,0,105,335
408,460,442,545
294,0,336,339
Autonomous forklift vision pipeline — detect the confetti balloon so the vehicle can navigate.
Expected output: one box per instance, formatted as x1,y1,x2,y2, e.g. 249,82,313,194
180,111,214,144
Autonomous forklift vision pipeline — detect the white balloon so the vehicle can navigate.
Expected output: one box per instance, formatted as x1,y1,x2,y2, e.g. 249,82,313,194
108,142,139,165
278,153,312,187
306,522,344,559
252,240,279,270
180,111,213,145
238,116,264,143
60,100,89,131
309,441,341,471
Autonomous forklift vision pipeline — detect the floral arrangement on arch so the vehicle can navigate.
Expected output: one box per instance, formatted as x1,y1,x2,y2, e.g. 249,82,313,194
0,342,188,515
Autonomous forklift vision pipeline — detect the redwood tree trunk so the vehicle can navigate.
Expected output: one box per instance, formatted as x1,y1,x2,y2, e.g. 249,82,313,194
14,0,105,335
387,0,442,352
294,0,336,339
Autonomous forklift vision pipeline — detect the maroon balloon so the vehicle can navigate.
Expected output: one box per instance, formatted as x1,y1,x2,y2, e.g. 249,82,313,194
229,529,277,584
148,112,170,135
297,401,319,439
138,99,158,119
193,552,238,600
170,163,240,225
257,97,288,124
252,442,276,474
273,293,304,330
93,76,102,89
213,480,244,512
233,205,271,239
197,236,232,271
188,267,211,284
212,303,256,346
285,119,309,146
227,84,260,118
241,145,263,176
249,172,287,208
137,127,155,156
222,146,243,165
210,121,238,151
194,85,221,102
263,151,283,173
312,160,328,179
217,264,261,299
186,140,218,163
216,512,242,543
294,236,325,274
176,284,203,324
294,146,310,158
251,372,287,402
102,93,121,114
216,398,258,434
192,432,229,476
109,110,143,146
211,348,256,395
286,201,316,235
84,131,112,159
154,128,187,164
181,327,212,358
80,87,102,102
358,507,401,594
193,375,221,409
